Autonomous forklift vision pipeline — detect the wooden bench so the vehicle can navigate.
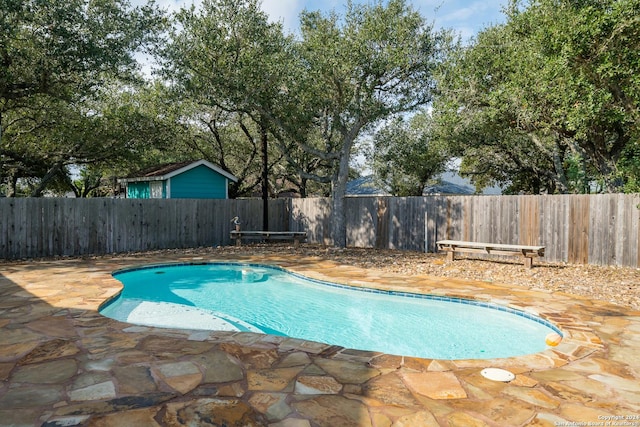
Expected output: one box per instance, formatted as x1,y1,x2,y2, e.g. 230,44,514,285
436,240,545,268
230,231,307,247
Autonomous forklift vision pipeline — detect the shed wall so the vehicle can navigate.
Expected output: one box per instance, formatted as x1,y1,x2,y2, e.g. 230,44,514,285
170,165,228,199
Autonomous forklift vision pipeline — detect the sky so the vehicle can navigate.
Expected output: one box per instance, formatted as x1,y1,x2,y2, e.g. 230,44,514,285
154,0,508,42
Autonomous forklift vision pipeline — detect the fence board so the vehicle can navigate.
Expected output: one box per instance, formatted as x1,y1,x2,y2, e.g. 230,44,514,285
376,198,389,249
52,199,63,256
423,196,441,250
439,197,454,241
588,194,604,265
9,200,24,258
519,196,539,246
637,195,640,268
388,198,401,250
607,195,618,265
26,199,39,256
474,196,489,242
387,198,399,249
501,196,512,242
407,198,427,251
555,196,571,261
616,194,637,266
423,198,436,252
568,196,589,264
606,194,618,265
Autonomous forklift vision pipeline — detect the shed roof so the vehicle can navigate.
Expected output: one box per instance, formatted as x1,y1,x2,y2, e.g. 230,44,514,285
119,160,238,184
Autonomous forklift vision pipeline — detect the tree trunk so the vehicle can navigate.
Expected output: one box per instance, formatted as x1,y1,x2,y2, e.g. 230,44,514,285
30,161,63,197
329,139,354,248
300,177,307,198
6,173,18,197
261,123,269,231
550,144,569,194
328,116,366,247
530,133,570,194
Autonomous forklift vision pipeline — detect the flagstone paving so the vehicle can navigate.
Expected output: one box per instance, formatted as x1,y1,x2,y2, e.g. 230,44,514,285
1,252,639,426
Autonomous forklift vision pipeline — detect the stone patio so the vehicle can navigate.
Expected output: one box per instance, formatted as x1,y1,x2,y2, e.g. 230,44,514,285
0,251,639,426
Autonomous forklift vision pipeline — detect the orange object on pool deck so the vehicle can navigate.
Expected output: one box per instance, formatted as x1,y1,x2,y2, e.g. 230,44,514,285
545,332,563,346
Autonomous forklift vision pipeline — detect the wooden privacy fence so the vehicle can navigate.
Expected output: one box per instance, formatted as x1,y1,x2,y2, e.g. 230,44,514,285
290,194,640,267
1,194,639,266
0,198,288,259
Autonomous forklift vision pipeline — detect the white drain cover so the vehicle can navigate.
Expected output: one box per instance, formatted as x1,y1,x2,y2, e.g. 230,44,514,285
481,368,515,382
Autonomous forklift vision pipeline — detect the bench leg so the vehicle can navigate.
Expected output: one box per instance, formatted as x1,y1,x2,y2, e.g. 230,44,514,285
524,257,533,269
235,237,241,247
446,251,455,262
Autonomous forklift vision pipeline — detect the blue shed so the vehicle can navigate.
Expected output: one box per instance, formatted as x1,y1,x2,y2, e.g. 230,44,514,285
119,160,238,199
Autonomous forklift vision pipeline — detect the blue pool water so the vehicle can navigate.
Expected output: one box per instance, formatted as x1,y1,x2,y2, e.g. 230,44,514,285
101,263,561,360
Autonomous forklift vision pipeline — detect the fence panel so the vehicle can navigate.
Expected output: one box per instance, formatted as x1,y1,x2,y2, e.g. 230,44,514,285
0,198,286,259
346,197,377,248
589,194,612,266
586,193,640,266
290,198,331,245
538,196,567,261
395,197,428,251
423,196,451,251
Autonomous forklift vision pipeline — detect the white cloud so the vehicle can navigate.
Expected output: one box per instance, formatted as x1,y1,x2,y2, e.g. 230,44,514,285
260,0,304,34
413,0,506,42
438,1,491,23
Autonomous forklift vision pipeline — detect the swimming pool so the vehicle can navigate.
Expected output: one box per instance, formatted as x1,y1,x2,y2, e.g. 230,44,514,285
101,262,561,360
